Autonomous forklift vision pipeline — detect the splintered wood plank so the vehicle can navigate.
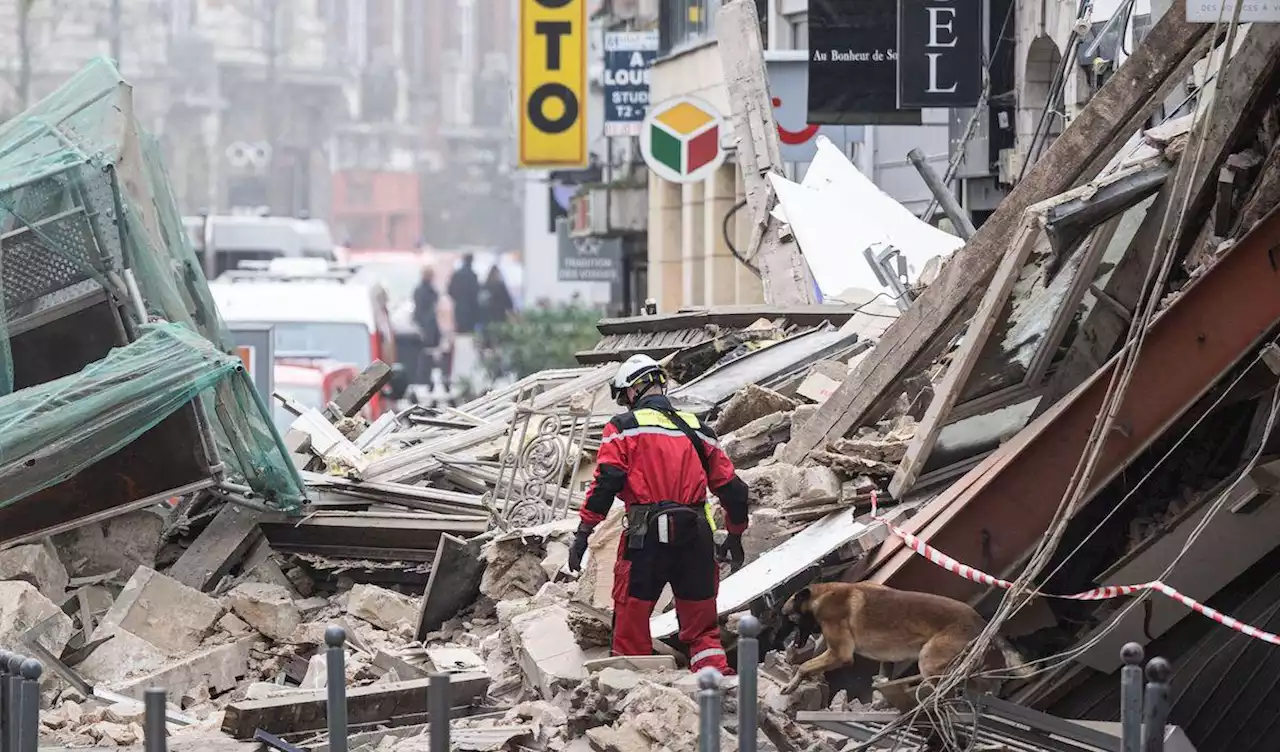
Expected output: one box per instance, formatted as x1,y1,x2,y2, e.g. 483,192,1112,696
168,503,263,592
780,3,1212,464
889,214,1046,499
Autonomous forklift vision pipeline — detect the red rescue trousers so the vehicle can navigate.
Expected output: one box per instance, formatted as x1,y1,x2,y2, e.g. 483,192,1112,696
610,504,732,674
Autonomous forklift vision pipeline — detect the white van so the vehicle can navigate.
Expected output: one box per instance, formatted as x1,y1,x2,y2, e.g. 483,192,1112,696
184,215,338,278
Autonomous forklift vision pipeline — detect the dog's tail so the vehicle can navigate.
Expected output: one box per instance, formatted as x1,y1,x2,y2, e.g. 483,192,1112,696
994,636,1035,680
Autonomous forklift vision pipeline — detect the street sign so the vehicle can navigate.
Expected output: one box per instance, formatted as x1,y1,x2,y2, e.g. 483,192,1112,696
897,0,983,108
640,96,727,184
518,0,588,168
556,218,621,283
1188,3,1280,22
604,31,659,137
808,0,921,124
765,56,863,163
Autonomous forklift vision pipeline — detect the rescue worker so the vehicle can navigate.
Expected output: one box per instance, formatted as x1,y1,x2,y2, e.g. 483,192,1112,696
567,355,750,674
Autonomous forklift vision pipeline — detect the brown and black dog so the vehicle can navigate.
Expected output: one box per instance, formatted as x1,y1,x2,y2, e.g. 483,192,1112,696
779,581,1028,694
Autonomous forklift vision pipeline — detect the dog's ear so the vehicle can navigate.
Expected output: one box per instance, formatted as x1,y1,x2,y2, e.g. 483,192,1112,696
794,587,812,607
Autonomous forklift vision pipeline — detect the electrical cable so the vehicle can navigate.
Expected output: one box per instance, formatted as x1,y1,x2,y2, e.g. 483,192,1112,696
854,10,1247,744
721,198,759,276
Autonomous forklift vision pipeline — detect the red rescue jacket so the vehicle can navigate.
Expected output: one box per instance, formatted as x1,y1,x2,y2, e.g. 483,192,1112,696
580,394,749,534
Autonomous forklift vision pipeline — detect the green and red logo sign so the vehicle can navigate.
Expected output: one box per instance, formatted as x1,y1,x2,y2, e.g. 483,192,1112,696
640,96,726,184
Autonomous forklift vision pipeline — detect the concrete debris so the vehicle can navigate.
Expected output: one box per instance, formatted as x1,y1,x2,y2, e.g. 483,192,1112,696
509,604,589,699
226,582,302,642
573,505,626,613
54,509,164,579
482,536,553,602
0,580,75,656
95,566,224,655
0,542,69,600
566,607,613,649
346,583,418,633
715,383,799,435
722,410,793,468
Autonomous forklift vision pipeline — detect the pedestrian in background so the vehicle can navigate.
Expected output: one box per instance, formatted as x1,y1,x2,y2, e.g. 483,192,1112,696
448,253,481,334
412,266,441,385
480,265,515,332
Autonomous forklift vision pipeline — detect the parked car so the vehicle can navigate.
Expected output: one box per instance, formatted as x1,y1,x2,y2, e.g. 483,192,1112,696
209,275,404,419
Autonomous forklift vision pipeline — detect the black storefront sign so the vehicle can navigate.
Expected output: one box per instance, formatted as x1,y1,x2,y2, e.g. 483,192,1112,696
807,0,921,125
897,0,982,108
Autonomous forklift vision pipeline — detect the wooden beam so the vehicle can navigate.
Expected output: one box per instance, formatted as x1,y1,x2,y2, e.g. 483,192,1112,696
780,3,1211,464
865,204,1280,603
327,360,392,419
220,672,489,739
717,0,816,306
167,503,263,592
889,213,1048,499
415,533,486,640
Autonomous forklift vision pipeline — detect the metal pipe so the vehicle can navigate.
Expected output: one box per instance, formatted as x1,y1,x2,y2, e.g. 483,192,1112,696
18,660,40,752
737,616,760,752
697,668,723,752
1141,657,1173,752
325,626,348,752
907,147,976,240
1120,642,1144,752
429,673,451,752
5,655,21,752
123,268,148,324
144,688,168,752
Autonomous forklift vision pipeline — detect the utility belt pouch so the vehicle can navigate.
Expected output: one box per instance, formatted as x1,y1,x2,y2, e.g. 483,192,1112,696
626,506,653,550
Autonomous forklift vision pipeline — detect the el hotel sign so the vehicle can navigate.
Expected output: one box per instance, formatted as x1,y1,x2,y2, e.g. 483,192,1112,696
519,0,588,168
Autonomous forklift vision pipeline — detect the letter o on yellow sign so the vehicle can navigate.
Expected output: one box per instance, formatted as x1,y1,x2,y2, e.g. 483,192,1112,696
519,0,587,168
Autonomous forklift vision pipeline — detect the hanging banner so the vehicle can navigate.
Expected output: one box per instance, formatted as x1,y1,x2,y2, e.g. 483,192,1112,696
518,0,588,168
897,0,983,108
604,31,659,137
807,0,920,125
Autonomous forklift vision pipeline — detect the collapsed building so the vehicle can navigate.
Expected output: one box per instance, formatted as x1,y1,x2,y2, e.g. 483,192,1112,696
2,2,1280,750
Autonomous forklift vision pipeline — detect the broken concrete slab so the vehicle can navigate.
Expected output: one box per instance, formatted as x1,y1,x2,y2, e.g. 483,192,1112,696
93,566,224,656
509,605,588,699
347,583,417,632
54,510,164,579
226,582,302,642
0,542,69,600
111,639,255,701
738,463,805,508
795,466,841,506
75,630,169,685
722,411,793,468
416,534,485,641
0,580,74,656
595,668,643,695
715,384,799,435
426,646,485,674
618,680,737,752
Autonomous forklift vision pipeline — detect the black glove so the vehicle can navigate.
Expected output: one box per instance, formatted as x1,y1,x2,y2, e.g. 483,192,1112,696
568,524,594,572
716,532,745,570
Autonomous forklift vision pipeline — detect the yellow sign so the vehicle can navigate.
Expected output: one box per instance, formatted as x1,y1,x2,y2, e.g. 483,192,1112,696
519,0,587,168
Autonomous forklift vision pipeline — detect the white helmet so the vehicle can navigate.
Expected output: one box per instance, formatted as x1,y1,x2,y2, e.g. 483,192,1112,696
611,354,666,405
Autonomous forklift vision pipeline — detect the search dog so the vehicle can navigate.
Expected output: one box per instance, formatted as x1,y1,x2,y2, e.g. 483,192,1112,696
779,581,1029,695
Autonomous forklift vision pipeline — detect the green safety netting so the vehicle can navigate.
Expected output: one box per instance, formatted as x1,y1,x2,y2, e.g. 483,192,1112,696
0,57,305,510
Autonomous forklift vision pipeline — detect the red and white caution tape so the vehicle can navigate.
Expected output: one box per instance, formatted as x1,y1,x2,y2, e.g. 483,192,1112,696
870,492,1280,646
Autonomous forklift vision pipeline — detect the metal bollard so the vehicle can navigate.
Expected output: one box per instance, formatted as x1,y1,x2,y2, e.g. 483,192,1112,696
1141,657,1173,752
5,655,22,752
0,649,10,752
1120,642,1145,752
429,673,451,752
697,668,724,752
325,627,348,752
737,616,761,752
144,688,168,752
18,659,40,752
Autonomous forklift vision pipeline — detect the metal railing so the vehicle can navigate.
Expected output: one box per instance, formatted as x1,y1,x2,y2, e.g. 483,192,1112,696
1,628,1175,752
